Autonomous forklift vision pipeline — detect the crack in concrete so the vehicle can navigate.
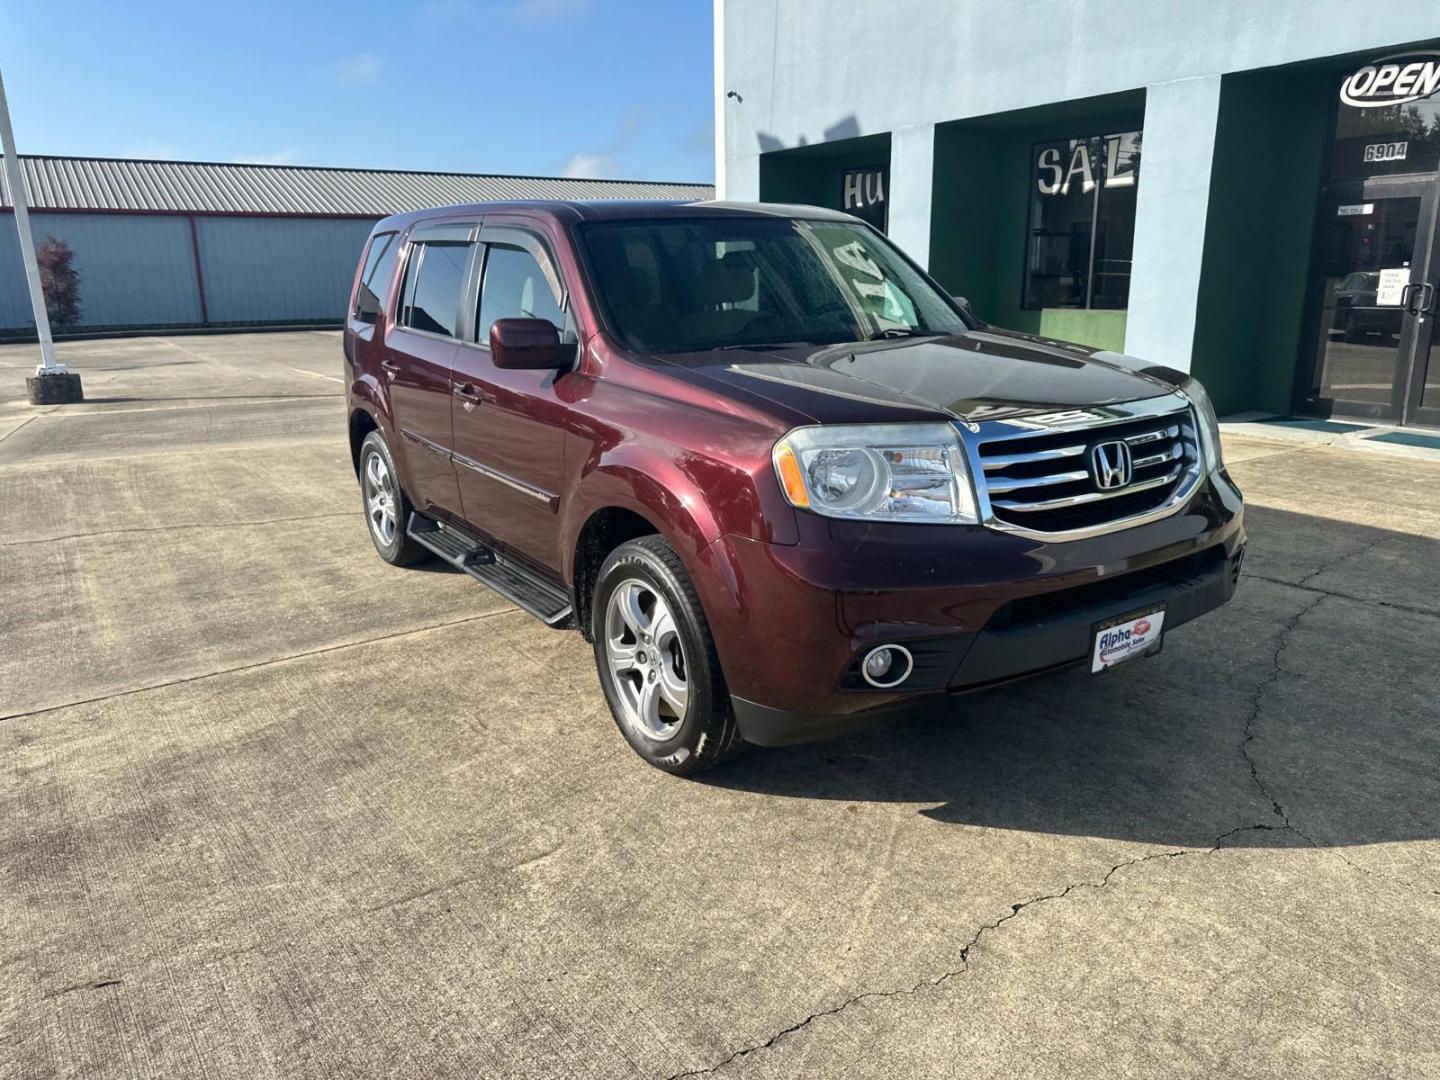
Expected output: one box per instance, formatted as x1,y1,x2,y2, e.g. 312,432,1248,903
43,978,123,999
0,415,36,445
1235,586,1440,900
361,877,475,914
1294,537,1387,588
0,511,363,549
1239,592,1328,827
663,824,1277,1080
0,608,520,724
1242,570,1439,621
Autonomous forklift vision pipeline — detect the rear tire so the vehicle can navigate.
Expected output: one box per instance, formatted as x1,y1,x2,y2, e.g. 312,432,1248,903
592,535,747,775
358,430,428,566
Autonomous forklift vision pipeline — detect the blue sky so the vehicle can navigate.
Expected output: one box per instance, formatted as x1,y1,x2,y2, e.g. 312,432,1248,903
4,0,714,182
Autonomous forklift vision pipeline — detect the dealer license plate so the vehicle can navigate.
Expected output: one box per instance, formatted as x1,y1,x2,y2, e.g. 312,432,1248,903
1091,605,1166,673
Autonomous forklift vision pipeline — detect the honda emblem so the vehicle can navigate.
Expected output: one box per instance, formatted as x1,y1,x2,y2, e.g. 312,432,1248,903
1090,440,1132,490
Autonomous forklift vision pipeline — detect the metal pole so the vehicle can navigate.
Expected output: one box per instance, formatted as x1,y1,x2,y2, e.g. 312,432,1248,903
0,68,65,376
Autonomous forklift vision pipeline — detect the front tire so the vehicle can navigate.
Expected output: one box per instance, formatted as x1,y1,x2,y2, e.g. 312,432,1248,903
358,430,427,566
592,535,747,775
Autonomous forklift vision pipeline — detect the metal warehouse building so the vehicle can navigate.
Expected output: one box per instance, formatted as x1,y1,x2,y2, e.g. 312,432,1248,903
0,156,711,335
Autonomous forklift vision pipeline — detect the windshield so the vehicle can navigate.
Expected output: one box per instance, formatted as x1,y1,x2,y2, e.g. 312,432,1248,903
578,217,968,353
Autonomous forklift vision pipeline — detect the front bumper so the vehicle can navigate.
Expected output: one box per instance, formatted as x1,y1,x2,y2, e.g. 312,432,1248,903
696,470,1246,747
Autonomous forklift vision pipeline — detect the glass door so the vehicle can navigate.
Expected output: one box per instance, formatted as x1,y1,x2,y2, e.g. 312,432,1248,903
1303,182,1438,422
1404,265,1440,427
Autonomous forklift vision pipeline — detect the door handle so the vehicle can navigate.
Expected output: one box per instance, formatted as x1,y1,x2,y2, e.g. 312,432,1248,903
1403,282,1436,318
1417,282,1436,316
453,383,483,410
380,358,400,378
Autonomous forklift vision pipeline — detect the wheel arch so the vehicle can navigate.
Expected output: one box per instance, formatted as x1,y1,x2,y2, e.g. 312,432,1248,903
570,505,675,641
348,407,380,477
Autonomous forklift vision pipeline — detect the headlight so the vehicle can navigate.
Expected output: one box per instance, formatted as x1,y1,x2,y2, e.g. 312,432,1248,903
1182,377,1224,473
772,423,978,523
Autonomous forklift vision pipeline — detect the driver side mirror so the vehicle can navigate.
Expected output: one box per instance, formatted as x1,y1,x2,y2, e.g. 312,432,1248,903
490,318,567,369
951,295,982,326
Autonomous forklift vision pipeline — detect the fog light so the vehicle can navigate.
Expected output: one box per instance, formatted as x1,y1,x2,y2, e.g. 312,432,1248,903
860,644,914,689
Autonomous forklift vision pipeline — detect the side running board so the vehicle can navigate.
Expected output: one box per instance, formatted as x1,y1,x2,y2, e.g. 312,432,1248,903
406,512,573,628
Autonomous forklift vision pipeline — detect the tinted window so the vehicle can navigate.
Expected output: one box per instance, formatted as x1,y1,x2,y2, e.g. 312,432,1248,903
404,242,471,338
354,232,397,324
1025,130,1141,311
476,243,564,342
578,217,964,353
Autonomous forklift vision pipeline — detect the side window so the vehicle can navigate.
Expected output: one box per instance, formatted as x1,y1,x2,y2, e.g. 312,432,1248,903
353,232,397,324
401,241,471,338
476,242,565,343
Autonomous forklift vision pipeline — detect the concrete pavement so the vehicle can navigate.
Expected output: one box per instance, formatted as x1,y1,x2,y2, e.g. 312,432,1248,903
1,332,1437,1078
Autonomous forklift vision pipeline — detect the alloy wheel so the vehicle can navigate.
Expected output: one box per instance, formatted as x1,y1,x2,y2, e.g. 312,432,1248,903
364,450,398,548
603,578,690,742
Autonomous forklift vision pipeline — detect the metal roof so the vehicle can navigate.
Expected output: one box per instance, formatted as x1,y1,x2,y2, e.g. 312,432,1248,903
0,155,714,217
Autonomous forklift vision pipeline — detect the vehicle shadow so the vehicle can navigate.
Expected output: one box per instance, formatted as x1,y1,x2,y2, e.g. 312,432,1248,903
701,506,1440,853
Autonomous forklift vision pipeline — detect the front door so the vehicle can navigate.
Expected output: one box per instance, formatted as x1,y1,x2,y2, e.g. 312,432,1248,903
1302,181,1440,423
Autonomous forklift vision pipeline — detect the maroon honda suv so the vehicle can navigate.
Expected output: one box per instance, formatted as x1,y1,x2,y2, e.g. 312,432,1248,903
344,200,1244,774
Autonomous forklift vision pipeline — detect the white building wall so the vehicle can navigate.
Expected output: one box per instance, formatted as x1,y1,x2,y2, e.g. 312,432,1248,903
1122,76,1224,372
718,0,1440,368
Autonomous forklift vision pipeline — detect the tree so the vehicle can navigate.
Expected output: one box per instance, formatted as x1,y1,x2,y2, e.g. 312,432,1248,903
37,235,81,331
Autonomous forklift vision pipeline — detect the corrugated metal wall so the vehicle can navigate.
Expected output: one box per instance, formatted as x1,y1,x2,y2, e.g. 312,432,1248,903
0,216,29,328
0,211,379,332
196,216,374,324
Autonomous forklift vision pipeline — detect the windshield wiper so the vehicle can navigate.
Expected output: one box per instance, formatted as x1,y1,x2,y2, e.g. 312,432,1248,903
713,341,801,351
866,327,944,341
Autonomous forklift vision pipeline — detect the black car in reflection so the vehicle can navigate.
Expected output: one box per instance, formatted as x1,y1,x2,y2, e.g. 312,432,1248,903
1331,271,1402,341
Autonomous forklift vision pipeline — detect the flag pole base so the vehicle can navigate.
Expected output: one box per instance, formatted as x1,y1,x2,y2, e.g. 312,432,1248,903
27,371,84,405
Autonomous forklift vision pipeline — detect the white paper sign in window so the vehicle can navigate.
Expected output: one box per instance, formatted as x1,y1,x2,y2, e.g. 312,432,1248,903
1376,267,1410,306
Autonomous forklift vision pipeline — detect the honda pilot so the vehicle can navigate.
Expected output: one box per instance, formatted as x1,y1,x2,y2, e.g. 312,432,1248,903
344,200,1245,774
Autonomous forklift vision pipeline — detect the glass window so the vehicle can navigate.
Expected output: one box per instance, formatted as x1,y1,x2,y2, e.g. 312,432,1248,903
842,166,889,231
1331,56,1440,180
476,243,565,342
1025,129,1141,310
353,232,397,324
403,242,470,338
578,217,966,353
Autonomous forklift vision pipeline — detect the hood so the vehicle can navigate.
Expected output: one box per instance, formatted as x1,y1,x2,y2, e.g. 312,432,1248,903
648,328,1187,427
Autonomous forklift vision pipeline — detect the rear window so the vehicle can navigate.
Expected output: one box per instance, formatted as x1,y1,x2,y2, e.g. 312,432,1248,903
400,241,471,338
353,232,397,324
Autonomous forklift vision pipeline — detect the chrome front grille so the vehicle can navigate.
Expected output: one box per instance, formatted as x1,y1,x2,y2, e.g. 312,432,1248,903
966,395,1202,539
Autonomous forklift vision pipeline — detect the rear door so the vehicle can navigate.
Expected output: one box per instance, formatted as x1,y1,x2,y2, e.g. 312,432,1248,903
383,221,477,518
450,224,573,571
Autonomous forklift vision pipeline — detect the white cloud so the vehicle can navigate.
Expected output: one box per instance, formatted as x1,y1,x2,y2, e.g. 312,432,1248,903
334,52,382,85
237,148,301,166
562,152,621,179
511,0,591,23
561,106,643,179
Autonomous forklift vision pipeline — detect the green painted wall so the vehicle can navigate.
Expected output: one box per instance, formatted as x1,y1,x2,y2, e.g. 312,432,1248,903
1028,309,1129,352
759,133,891,213
1190,69,1331,415
929,103,1144,353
